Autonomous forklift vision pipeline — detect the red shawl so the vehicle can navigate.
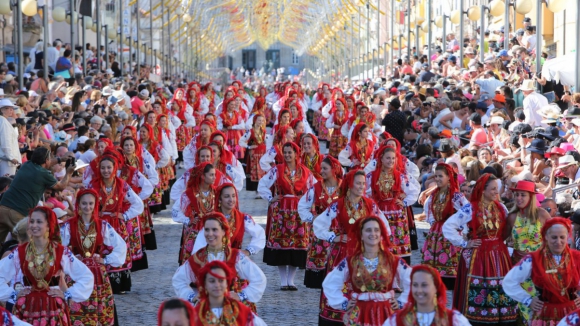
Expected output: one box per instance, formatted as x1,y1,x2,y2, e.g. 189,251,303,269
215,183,246,249
349,123,374,166
69,189,104,257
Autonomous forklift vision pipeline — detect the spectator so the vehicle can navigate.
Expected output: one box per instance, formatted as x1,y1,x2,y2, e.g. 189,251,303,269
519,79,549,127
0,99,21,176
47,40,61,71
0,146,74,242
54,49,73,80
381,98,407,145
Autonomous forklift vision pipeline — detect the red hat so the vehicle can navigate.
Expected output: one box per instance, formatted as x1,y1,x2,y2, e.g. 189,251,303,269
493,94,506,103
439,129,453,138
509,180,538,194
544,146,566,158
390,87,398,94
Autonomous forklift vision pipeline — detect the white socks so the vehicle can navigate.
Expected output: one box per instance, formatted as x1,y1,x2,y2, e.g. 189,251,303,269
287,266,298,286
278,266,288,286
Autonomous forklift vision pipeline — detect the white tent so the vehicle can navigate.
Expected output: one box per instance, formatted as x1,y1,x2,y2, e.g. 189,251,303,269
541,53,576,86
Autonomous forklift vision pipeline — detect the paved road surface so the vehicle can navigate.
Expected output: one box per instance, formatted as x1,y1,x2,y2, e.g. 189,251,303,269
115,169,431,325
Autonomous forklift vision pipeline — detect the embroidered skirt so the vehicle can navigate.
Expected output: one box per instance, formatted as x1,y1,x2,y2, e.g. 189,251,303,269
175,125,192,151
453,238,518,325
378,199,411,257
14,292,70,325
319,241,349,324
262,197,309,268
343,300,393,326
69,258,115,326
421,220,461,290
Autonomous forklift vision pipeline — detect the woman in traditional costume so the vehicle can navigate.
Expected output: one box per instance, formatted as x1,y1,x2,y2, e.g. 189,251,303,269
383,265,471,326
192,260,267,325
187,83,209,127
503,180,551,324
504,218,580,325
420,163,468,290
322,216,411,326
319,89,344,142
192,183,265,256
138,123,170,217
338,122,375,169
259,125,296,172
325,97,349,158
208,141,245,191
169,88,196,168
183,119,217,170
60,189,127,326
0,207,93,325
442,173,518,325
172,162,216,264
366,145,420,263
172,213,266,312
239,114,269,192
300,133,323,181
157,298,197,326
271,108,292,135
313,169,389,325
118,138,155,271
257,142,316,291
217,96,246,160
90,151,144,294
298,155,343,288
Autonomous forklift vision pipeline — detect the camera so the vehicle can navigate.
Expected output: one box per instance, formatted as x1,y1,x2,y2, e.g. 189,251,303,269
65,157,76,169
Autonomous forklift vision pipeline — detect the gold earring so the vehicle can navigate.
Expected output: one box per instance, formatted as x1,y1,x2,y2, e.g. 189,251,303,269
361,242,365,252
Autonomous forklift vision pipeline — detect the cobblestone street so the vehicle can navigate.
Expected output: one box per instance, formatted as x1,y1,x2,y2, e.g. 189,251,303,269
115,169,431,325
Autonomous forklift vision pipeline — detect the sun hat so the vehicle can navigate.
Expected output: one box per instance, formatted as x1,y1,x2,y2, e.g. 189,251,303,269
518,79,536,91
545,146,566,158
527,139,547,155
560,143,576,152
559,154,578,168
489,116,504,125
509,180,538,193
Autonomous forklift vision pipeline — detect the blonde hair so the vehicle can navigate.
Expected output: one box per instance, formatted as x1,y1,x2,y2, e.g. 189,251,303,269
90,90,102,101
15,95,28,107
509,190,539,223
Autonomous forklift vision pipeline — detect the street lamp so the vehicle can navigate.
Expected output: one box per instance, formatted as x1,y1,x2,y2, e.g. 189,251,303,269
450,3,480,68
532,0,565,75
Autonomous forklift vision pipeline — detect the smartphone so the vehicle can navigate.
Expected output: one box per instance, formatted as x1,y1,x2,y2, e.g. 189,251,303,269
28,132,33,139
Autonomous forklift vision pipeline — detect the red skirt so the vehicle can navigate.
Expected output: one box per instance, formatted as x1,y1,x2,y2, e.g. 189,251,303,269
319,242,349,323
248,147,266,183
69,258,115,326
175,125,192,151
101,215,131,272
421,220,460,279
179,223,200,265
225,129,244,160
126,215,143,261
265,197,310,251
377,199,411,257
13,291,70,325
531,300,577,325
328,130,347,158
343,300,393,326
453,238,518,324
318,117,331,141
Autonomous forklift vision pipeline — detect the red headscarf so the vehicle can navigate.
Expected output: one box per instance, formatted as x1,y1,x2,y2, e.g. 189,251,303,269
156,114,171,139
197,119,217,149
120,136,143,172
301,133,321,175
200,212,232,248
122,125,138,139
276,108,291,129
251,97,265,115
323,155,344,180
429,163,459,220
371,145,402,196
172,88,188,121
139,123,160,162
157,298,196,326
29,206,60,242
286,98,304,121
185,162,214,196
69,189,104,256
396,265,454,326
195,145,213,165
347,215,394,258
339,169,363,199
349,123,374,165
213,184,245,248
186,86,201,112
469,173,506,234
274,125,291,145
531,217,580,302
193,260,253,326
91,149,128,215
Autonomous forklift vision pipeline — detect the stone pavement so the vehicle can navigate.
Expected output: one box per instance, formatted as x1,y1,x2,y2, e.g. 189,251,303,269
115,169,432,325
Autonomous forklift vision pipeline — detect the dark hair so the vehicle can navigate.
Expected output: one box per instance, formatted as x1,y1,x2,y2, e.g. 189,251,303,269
415,144,433,160
203,163,215,174
72,91,86,112
77,125,89,137
63,49,72,58
282,143,298,153
435,164,451,175
0,176,12,191
488,162,504,179
160,298,191,321
30,147,51,165
354,170,366,179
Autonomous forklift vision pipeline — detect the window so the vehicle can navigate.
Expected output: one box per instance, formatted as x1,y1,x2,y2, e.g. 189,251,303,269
292,51,299,65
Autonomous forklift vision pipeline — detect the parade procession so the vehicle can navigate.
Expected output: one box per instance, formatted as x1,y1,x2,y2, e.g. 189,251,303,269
0,0,580,325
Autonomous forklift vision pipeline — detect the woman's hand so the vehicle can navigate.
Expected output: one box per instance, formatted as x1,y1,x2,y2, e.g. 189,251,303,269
93,254,105,264
345,298,357,312
269,195,280,203
333,234,348,243
16,288,31,298
530,296,544,312
466,239,482,248
389,298,399,310
229,293,241,301
352,159,360,166
574,296,580,308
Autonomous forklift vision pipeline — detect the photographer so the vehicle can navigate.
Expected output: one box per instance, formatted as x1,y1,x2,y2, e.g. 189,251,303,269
0,146,75,243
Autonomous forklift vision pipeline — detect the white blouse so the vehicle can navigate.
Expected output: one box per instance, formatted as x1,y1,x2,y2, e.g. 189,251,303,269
322,257,412,311
170,171,229,202
364,170,421,208
503,254,580,308
383,310,472,326
259,147,278,173
297,185,339,224
239,129,273,150
558,311,580,326
257,166,317,203
364,158,421,182
442,202,509,248
0,246,94,303
172,251,267,304
313,199,391,243
182,135,200,171
60,220,128,268
192,212,266,256
2,310,32,326
217,111,247,131
424,191,469,225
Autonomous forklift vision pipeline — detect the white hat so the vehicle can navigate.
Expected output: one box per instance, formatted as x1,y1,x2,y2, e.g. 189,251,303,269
464,47,475,54
425,97,437,103
54,130,72,142
105,68,114,75
53,208,68,219
4,74,13,82
139,89,150,98
510,171,533,184
468,66,478,72
74,159,89,171
489,116,504,125
518,79,536,91
0,98,17,108
102,86,114,96
77,136,89,144
29,90,39,97
571,118,580,127
559,154,578,167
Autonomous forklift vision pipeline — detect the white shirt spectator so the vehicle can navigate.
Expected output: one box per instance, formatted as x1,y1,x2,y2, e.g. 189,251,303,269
46,47,60,71
522,92,549,127
475,77,505,97
0,115,21,176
